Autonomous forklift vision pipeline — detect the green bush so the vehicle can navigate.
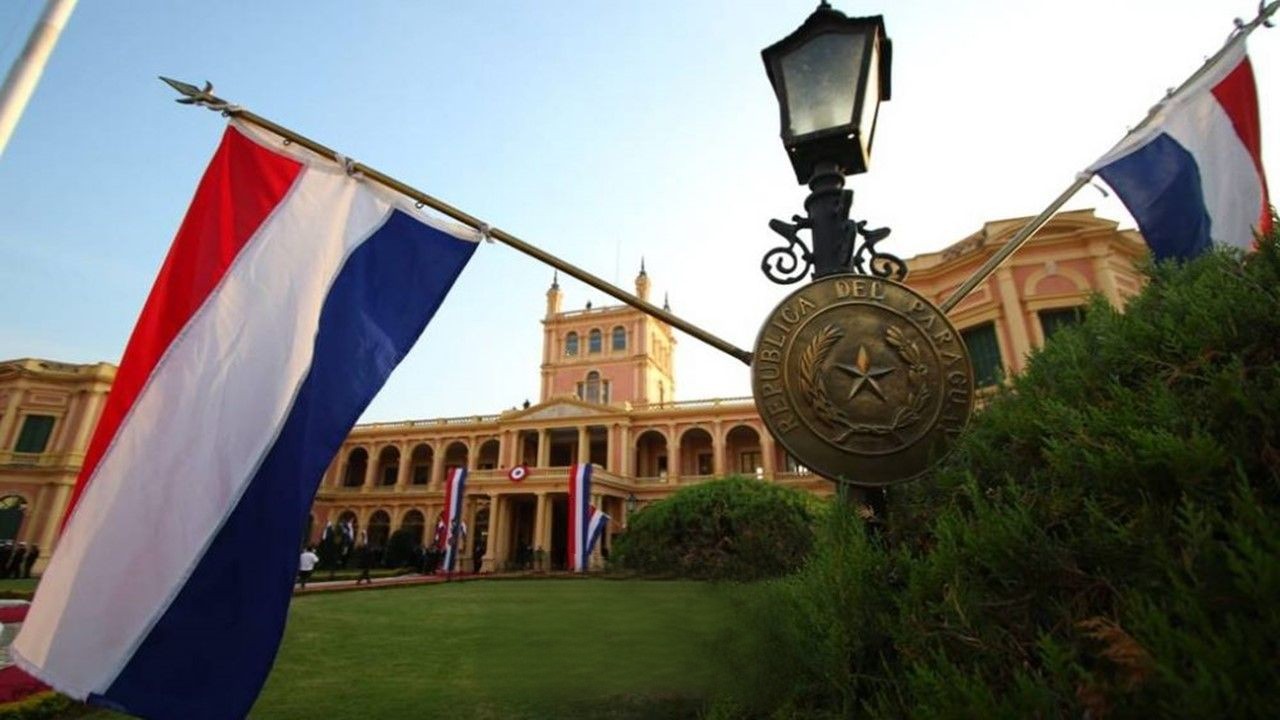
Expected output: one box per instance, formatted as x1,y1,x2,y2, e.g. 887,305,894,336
0,692,76,720
717,228,1280,718
613,476,826,581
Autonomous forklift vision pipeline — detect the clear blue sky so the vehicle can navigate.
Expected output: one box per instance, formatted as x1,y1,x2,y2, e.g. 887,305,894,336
1,1,1276,422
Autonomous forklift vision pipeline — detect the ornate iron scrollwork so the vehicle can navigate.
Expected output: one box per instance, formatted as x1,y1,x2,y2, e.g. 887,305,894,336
761,215,905,285
761,217,813,284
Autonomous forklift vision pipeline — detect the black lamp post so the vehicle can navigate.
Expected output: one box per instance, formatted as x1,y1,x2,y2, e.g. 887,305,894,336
761,2,900,283
625,493,639,516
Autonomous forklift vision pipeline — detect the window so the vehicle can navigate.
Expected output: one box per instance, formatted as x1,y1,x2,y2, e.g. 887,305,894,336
961,323,1004,387
381,466,397,486
412,466,430,485
565,332,579,356
612,326,626,351
584,371,601,403
740,451,762,474
1039,306,1086,341
696,453,713,475
14,415,55,454
588,329,602,354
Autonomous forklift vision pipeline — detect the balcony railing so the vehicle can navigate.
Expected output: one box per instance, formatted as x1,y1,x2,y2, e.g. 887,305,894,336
630,396,753,412
0,450,83,469
354,414,502,432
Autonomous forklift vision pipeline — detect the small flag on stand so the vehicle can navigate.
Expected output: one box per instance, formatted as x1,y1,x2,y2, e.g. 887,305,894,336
1089,41,1271,260
12,120,479,719
441,467,468,573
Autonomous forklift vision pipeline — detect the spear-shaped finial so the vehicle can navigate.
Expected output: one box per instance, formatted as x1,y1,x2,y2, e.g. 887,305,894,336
159,77,237,113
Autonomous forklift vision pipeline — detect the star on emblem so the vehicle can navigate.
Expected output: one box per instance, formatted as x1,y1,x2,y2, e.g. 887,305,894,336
834,345,895,402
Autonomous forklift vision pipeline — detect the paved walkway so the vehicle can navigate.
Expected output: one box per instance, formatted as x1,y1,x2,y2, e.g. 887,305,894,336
294,570,542,595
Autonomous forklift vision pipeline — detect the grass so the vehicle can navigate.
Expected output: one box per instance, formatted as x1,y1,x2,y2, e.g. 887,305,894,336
0,577,38,595
80,578,739,719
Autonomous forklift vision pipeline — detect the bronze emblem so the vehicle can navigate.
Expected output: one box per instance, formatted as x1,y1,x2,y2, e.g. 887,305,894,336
752,275,974,486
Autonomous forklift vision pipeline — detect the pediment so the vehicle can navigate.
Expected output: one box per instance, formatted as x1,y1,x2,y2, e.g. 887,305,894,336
509,397,613,421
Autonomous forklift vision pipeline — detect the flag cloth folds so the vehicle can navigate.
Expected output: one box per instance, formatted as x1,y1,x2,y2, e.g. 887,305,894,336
1089,42,1271,261
568,464,608,571
12,120,479,719
440,467,468,572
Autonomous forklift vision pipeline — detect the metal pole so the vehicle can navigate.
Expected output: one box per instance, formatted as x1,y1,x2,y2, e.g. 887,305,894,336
0,0,78,158
160,78,754,366
941,0,1278,314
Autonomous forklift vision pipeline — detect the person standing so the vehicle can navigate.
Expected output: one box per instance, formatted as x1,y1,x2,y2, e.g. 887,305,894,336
355,544,374,585
297,546,319,589
8,543,27,579
22,544,38,578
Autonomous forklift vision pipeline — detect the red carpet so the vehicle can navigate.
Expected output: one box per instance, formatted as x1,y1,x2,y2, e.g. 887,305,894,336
0,603,50,704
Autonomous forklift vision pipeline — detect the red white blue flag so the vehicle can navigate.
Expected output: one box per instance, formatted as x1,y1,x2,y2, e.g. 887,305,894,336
567,464,609,572
440,467,468,572
12,121,479,718
1089,42,1271,260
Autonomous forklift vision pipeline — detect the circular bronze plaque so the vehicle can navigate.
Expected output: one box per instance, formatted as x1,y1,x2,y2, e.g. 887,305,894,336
751,275,975,486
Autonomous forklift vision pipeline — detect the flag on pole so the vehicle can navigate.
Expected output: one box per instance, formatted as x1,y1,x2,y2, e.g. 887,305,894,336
568,464,608,572
440,467,468,573
12,120,480,719
585,504,610,563
1089,41,1271,260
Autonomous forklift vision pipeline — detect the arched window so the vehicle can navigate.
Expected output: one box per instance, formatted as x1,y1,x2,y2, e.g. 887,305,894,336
611,326,626,351
584,371,601,403
565,332,579,356
588,329,603,353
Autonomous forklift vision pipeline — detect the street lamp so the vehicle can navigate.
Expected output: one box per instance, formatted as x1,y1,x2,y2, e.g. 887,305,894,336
625,493,638,515
761,2,899,282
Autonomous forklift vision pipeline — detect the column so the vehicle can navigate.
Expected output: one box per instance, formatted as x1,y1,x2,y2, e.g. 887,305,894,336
361,447,376,492
69,388,105,453
537,429,550,467
1090,240,1123,306
395,442,411,491
467,436,478,471
577,426,589,467
619,425,631,477
430,445,443,488
0,387,23,451
761,432,778,479
712,421,725,477
995,266,1033,373
532,492,548,564
667,424,679,483
486,494,503,572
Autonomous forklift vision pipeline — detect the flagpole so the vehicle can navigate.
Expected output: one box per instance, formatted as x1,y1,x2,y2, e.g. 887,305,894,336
940,0,1279,314
0,0,78,159
160,78,754,367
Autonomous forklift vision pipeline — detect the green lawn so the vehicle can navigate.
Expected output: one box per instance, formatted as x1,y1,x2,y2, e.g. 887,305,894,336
0,577,38,595
83,578,739,719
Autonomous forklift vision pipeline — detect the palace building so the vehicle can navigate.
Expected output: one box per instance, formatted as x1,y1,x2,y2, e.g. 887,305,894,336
0,209,1146,573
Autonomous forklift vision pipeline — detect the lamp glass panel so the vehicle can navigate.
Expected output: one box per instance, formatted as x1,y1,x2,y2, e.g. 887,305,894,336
858,39,880,151
780,31,865,137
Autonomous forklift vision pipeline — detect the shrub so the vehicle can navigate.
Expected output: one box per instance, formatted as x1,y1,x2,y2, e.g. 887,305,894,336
716,227,1280,718
0,692,76,720
613,476,826,581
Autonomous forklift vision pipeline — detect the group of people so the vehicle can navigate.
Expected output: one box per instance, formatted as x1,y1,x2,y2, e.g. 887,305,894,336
0,540,39,579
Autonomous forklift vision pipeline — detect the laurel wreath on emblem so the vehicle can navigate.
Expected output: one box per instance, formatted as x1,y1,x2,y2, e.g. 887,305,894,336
800,324,932,444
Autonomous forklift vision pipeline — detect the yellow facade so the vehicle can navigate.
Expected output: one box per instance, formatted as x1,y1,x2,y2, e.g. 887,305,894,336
0,358,114,572
0,209,1146,572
